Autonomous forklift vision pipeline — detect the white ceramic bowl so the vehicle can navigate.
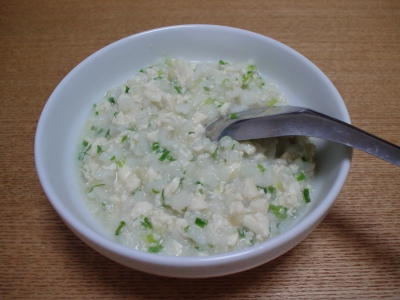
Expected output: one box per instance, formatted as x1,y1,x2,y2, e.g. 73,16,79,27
35,24,352,278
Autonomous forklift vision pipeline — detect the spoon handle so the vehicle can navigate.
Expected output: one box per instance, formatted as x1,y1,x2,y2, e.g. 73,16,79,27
218,108,400,166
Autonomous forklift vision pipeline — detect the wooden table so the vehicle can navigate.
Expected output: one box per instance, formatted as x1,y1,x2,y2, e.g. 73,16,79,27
1,1,399,298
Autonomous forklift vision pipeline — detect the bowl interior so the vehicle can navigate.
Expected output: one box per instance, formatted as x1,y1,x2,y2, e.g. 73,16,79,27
35,25,352,277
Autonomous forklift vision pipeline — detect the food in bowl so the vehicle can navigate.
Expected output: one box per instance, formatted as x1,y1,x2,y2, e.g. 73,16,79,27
77,57,316,256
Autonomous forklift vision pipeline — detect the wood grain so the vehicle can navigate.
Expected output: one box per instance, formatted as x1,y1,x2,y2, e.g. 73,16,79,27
1,0,399,298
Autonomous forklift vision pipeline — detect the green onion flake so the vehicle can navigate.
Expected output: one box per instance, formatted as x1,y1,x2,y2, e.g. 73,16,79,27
108,97,116,105
88,183,105,193
238,227,248,238
212,147,218,160
146,233,157,243
195,217,208,228
141,217,153,229
257,164,266,173
148,244,163,253
117,160,125,168
115,221,126,235
303,188,311,203
269,204,288,219
296,172,306,181
159,149,175,161
174,86,182,94
152,142,160,151
230,113,238,119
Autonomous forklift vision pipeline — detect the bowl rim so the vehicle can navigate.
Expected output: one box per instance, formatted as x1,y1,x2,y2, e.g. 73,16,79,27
35,24,352,271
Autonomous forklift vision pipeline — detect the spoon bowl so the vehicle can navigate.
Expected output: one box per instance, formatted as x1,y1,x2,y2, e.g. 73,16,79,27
207,106,400,166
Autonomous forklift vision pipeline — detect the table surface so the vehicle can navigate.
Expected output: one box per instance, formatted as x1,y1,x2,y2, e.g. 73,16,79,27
1,0,399,298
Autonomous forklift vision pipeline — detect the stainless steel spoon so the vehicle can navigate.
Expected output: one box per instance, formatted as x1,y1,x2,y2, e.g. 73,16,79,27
206,106,400,166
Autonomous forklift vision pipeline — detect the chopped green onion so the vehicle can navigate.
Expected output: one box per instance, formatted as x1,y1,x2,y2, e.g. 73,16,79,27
146,233,157,243
194,246,201,251
195,217,208,228
195,181,203,185
131,188,141,195
268,186,277,194
203,86,210,91
242,73,253,83
125,86,130,93
148,244,163,253
257,186,268,194
189,156,197,162
95,111,99,116
212,147,218,160
179,178,184,189
230,113,238,119
159,149,175,162
238,227,248,238
82,145,91,157
296,172,306,181
108,97,116,105
188,132,195,134
152,142,160,151
152,188,159,194
174,86,182,94
303,188,311,203
97,145,103,154
257,164,266,172
113,112,118,117
110,156,116,161
219,60,226,65
139,69,144,73
88,183,105,192
90,125,96,131
105,128,110,138
153,76,162,80
205,97,220,105
199,189,204,195
82,140,88,147
115,221,126,235
121,135,128,142
117,160,125,168
128,127,136,131
184,226,189,232
276,181,283,191
159,149,170,160
267,98,278,107
269,204,288,219
231,144,235,150
141,217,153,229
248,64,256,71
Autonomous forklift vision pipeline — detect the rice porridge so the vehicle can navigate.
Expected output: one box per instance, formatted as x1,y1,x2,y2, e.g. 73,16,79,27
77,58,315,256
